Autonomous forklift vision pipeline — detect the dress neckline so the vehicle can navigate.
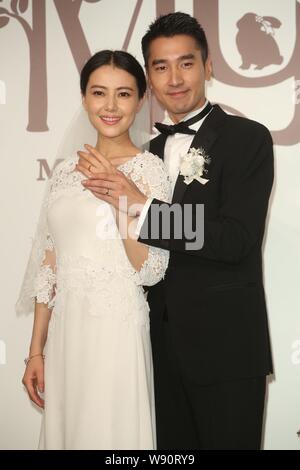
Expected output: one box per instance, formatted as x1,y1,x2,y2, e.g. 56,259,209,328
72,150,148,173
116,150,147,169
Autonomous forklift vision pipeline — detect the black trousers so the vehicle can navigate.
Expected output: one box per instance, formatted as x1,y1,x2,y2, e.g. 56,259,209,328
151,316,266,450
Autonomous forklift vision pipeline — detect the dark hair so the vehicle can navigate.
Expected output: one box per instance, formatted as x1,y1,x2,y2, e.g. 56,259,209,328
80,50,146,99
142,12,209,67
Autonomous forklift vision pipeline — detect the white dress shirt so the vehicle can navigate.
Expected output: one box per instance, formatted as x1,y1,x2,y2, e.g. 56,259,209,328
136,101,211,236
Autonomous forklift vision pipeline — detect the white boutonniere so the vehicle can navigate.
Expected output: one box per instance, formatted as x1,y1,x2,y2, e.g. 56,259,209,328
179,147,210,185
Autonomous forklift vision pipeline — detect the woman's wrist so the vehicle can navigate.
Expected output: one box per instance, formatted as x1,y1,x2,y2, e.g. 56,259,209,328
29,340,46,356
24,353,45,366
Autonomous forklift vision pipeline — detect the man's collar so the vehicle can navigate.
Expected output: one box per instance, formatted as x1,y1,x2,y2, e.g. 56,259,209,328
163,99,208,125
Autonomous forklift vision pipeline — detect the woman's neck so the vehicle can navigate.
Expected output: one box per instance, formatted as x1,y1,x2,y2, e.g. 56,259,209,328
96,133,139,159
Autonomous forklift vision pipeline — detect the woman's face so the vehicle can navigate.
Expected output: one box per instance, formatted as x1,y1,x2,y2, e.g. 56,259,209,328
83,64,144,139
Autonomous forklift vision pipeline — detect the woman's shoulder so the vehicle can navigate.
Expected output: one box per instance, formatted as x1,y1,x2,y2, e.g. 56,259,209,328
123,150,171,201
50,155,78,180
139,150,165,164
47,155,81,196
127,150,167,173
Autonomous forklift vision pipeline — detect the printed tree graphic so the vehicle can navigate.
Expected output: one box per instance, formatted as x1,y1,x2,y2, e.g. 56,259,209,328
0,0,173,133
0,0,100,132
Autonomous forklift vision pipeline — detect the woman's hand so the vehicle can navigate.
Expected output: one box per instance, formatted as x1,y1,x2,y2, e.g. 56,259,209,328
76,144,147,214
76,144,122,178
22,356,45,409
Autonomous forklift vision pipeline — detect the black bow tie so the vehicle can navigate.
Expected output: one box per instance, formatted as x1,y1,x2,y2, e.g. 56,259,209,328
154,102,212,136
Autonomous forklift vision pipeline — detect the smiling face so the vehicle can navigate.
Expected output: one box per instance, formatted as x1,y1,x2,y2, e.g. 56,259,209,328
82,64,144,139
147,34,212,123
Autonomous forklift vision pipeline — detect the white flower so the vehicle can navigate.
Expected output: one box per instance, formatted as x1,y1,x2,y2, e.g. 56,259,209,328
180,160,194,177
179,147,210,185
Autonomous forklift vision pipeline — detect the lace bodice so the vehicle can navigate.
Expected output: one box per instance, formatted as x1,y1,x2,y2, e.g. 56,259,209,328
16,151,171,317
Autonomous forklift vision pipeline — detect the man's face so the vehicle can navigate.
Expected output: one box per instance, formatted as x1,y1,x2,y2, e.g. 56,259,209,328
147,34,212,123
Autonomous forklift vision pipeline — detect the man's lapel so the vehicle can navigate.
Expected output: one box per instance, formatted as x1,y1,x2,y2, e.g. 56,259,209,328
149,133,167,160
172,105,226,204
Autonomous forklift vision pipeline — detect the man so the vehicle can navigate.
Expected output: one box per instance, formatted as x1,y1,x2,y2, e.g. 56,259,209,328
79,12,274,450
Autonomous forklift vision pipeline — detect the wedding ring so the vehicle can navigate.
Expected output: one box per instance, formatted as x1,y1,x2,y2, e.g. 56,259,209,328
88,164,92,172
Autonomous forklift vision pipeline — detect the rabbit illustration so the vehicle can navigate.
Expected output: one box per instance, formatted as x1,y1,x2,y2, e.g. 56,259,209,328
236,12,283,69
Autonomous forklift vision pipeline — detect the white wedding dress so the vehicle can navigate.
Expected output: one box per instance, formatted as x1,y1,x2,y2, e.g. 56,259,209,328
16,151,171,450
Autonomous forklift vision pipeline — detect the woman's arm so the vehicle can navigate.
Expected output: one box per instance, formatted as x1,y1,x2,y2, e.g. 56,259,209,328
116,211,149,272
116,153,171,285
22,301,51,409
21,236,56,409
29,301,51,356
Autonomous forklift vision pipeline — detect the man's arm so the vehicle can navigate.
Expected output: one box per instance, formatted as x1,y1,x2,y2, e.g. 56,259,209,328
138,128,274,264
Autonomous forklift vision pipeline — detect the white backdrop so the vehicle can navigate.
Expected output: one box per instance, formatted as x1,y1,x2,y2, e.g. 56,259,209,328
0,0,299,450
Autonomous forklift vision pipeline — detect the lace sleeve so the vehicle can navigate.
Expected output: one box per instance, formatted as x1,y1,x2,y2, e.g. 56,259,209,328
15,159,69,315
15,208,57,315
122,152,172,286
34,233,56,305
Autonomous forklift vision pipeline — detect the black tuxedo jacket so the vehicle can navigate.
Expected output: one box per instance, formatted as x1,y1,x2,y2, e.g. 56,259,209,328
139,105,274,384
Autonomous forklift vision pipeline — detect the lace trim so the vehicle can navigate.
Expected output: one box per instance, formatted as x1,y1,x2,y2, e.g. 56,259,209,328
45,233,55,251
134,247,169,286
120,151,172,202
51,255,150,326
120,152,171,286
34,265,56,304
46,157,84,209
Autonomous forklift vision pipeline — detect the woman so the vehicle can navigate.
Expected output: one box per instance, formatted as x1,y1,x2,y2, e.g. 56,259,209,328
17,50,171,450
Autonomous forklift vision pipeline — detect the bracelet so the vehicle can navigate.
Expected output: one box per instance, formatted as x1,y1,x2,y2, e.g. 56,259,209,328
24,353,45,366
